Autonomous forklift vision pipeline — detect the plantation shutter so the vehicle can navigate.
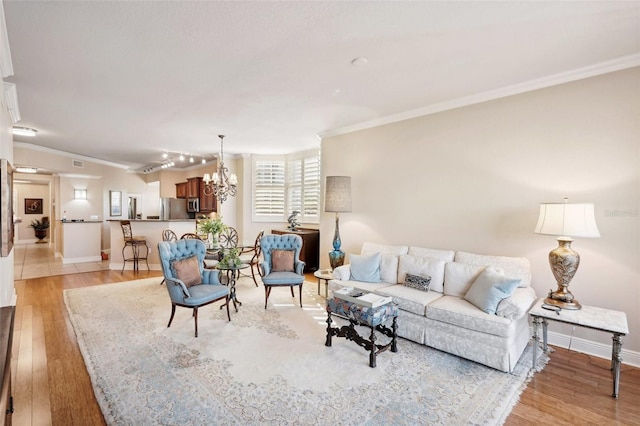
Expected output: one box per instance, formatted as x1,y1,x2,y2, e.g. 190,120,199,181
254,160,286,218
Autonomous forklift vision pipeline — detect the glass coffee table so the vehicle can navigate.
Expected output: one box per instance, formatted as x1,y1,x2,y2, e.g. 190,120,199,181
325,289,399,368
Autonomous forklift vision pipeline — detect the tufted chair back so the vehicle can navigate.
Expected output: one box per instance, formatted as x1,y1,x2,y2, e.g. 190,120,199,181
158,239,220,302
260,234,304,275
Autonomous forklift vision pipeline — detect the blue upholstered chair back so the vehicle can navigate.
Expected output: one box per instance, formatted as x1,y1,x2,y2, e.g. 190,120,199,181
260,234,304,276
158,239,206,278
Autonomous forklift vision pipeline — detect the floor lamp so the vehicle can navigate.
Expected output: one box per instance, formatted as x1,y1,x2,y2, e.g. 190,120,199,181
325,176,352,270
534,198,600,310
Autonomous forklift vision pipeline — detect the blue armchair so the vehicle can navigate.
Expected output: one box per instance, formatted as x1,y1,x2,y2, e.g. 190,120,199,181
259,234,305,309
158,239,230,337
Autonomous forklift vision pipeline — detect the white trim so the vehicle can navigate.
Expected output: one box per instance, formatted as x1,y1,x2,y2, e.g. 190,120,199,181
0,1,14,78
14,142,131,170
2,82,19,123
319,54,640,139
61,255,102,264
534,329,640,368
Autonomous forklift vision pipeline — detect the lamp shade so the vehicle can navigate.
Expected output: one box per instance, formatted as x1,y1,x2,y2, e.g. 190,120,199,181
325,176,352,213
534,202,600,238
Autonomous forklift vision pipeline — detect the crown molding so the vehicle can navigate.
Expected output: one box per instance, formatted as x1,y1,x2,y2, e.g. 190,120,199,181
318,54,640,139
14,142,131,170
0,1,14,78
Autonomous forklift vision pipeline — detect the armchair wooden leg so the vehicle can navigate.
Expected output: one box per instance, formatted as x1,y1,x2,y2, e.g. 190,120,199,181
264,286,272,309
168,304,176,328
193,307,198,338
290,286,294,297
299,284,302,307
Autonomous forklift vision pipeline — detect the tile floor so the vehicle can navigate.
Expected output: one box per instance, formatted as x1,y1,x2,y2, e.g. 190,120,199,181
13,242,110,280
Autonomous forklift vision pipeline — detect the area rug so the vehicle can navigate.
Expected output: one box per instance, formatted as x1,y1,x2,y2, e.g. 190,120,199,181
64,277,547,425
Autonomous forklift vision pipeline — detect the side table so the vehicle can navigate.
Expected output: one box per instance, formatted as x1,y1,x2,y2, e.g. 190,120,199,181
216,264,249,313
313,269,333,298
529,299,629,398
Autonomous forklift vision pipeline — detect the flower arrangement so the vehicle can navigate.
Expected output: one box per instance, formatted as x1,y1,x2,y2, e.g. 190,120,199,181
218,247,242,268
198,216,226,236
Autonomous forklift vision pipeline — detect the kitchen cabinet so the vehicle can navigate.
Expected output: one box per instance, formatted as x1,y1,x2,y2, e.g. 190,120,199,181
271,228,319,272
199,183,217,212
175,182,187,199
187,177,201,198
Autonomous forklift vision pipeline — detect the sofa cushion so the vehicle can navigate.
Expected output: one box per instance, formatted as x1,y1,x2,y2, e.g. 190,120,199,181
403,273,431,292
362,243,408,283
399,255,446,293
496,286,538,320
328,279,396,295
350,252,381,282
426,296,514,338
464,267,521,314
376,284,443,316
454,251,531,287
443,262,487,297
408,246,455,262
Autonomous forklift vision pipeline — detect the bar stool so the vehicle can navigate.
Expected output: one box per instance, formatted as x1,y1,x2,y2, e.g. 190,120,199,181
120,220,149,272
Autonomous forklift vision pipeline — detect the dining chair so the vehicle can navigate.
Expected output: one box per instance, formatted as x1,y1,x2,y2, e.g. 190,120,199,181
239,230,264,287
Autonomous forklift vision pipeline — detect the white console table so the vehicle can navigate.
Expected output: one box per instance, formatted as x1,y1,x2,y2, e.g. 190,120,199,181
529,299,629,398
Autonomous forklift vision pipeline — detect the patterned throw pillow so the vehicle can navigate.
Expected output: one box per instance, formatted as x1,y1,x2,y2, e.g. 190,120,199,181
271,249,295,272
403,273,431,292
172,256,202,287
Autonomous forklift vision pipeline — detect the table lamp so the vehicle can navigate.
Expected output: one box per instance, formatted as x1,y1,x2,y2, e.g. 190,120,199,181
534,198,600,310
325,176,352,270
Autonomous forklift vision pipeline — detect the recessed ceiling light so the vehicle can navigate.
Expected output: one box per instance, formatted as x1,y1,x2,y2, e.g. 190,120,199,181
179,154,185,161
162,152,168,159
12,126,38,137
15,166,38,173
350,57,368,67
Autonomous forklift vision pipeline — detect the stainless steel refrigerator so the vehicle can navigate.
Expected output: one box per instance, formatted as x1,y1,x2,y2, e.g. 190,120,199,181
160,198,190,220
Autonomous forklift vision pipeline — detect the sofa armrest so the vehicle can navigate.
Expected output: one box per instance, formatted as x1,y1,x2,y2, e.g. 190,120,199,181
332,264,351,280
496,286,537,320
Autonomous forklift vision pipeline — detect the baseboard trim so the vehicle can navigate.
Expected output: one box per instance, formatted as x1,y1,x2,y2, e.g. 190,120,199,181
62,255,102,264
109,263,162,271
537,329,640,368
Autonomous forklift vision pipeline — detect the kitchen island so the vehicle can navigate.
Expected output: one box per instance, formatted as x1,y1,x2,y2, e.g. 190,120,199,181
108,219,197,271
60,220,103,263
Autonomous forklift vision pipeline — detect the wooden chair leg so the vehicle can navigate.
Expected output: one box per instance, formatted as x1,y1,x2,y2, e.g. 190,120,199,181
290,286,294,297
264,286,271,309
168,304,176,328
299,284,302,307
193,307,198,338
251,264,259,287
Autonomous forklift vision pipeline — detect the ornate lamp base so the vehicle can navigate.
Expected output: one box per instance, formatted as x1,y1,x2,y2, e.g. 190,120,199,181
544,290,582,310
545,237,582,310
329,250,345,270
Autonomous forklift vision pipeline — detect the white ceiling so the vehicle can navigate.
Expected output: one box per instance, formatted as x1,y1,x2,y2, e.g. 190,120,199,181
3,1,640,173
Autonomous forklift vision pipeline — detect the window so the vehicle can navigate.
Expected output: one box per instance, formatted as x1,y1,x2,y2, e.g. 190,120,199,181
252,150,320,223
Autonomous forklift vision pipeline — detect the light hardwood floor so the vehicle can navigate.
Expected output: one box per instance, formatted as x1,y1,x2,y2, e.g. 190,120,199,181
11,266,640,425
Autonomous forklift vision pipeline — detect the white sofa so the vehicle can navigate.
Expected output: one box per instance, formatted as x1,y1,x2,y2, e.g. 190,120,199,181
329,242,537,372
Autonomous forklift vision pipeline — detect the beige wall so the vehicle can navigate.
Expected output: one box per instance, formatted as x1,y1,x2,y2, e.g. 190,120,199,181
321,68,640,353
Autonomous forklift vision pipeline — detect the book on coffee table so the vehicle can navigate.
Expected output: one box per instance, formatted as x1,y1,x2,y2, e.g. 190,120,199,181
333,288,393,308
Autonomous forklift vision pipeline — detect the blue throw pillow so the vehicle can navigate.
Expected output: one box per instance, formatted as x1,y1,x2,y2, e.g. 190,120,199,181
464,267,521,315
350,252,382,283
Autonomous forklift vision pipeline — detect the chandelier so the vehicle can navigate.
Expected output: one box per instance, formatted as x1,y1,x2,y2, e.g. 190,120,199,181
202,135,238,203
